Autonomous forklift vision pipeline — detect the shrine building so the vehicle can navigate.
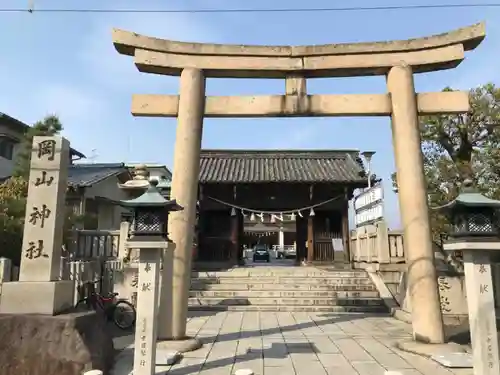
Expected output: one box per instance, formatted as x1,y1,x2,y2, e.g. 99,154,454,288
117,149,369,268
194,149,369,267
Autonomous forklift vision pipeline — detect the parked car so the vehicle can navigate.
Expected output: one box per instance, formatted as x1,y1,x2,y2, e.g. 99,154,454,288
277,246,297,259
252,244,270,262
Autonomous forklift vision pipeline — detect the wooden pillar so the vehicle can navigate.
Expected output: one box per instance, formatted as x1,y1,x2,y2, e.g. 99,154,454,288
230,210,239,265
237,213,244,265
307,185,315,263
341,197,351,264
307,216,314,263
295,216,306,263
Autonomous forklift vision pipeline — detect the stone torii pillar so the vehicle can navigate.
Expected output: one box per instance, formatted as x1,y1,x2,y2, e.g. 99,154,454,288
387,64,445,343
163,68,205,341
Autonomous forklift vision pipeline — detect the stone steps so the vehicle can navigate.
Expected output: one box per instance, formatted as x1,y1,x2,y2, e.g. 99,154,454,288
189,296,383,306
189,268,387,313
189,290,380,298
192,277,373,285
190,283,376,291
187,305,389,313
192,270,367,278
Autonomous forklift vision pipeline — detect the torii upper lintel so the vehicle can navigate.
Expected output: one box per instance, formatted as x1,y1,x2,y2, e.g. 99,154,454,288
112,22,485,78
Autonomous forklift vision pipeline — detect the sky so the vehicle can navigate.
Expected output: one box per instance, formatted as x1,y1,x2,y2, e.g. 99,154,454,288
0,0,499,229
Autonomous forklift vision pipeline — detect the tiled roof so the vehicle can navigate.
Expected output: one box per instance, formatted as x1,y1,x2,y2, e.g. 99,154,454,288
68,163,129,187
198,150,367,184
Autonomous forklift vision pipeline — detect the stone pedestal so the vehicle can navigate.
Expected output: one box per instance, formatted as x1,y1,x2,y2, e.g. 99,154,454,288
0,136,74,315
128,240,170,375
0,280,74,314
444,241,500,374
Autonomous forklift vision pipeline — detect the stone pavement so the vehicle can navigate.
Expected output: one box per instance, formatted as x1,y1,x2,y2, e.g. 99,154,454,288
113,311,474,375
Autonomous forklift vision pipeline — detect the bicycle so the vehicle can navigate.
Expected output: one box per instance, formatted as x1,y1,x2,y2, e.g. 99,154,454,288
75,281,136,330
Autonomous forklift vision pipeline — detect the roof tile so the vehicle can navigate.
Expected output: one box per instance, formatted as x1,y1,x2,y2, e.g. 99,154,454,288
68,163,128,187
198,150,366,183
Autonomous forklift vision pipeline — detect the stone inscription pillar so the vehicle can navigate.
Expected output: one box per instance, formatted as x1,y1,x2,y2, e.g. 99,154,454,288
463,250,500,374
0,136,75,315
387,64,445,344
133,248,161,375
160,68,206,340
20,136,69,282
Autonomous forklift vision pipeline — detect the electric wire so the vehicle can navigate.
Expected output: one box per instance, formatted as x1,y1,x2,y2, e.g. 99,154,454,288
4,3,500,14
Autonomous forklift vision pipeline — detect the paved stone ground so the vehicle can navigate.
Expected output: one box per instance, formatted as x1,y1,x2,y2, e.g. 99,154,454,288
113,311,474,375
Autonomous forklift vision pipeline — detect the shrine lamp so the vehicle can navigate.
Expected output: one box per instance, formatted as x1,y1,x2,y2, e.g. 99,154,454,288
439,179,500,241
118,180,183,240
361,151,375,189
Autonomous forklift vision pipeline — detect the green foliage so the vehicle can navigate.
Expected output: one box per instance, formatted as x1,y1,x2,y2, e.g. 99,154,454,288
392,83,500,239
0,177,28,264
12,114,63,179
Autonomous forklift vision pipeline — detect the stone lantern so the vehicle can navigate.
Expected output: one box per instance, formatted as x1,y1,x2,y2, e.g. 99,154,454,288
118,179,183,375
441,180,500,241
438,179,500,374
119,180,182,241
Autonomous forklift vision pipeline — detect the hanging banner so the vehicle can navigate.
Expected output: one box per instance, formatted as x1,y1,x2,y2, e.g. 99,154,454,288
353,184,385,227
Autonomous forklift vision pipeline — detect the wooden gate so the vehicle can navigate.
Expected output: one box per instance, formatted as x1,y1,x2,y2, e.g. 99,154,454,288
313,212,345,262
198,211,232,262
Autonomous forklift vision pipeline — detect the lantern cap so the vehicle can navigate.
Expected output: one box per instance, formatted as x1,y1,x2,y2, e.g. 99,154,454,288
440,179,500,210
118,180,183,210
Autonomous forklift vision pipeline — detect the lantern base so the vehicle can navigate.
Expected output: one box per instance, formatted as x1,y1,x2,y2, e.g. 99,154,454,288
129,232,170,240
125,237,175,250
446,235,500,243
444,240,500,252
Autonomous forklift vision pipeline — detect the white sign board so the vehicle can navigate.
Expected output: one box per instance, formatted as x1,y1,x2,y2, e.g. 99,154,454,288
354,185,383,211
354,203,384,226
354,185,385,227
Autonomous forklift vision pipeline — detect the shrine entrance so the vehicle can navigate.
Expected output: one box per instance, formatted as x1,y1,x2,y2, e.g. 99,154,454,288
195,149,364,268
112,22,485,343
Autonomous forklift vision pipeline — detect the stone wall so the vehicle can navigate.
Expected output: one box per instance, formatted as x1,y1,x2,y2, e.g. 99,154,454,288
395,264,500,322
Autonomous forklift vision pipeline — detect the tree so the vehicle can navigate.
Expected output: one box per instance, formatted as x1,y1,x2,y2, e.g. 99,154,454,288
0,177,28,263
392,83,500,239
13,114,63,178
0,115,66,265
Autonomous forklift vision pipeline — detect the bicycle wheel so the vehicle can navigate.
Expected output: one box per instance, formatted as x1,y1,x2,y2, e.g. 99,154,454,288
112,300,136,330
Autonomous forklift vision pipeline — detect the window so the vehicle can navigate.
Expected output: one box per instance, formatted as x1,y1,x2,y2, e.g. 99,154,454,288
0,139,15,160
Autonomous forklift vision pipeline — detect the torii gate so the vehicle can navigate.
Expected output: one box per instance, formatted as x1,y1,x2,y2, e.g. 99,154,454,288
112,22,486,345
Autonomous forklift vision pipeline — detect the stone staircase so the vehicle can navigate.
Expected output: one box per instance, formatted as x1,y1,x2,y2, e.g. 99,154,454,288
188,267,388,312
